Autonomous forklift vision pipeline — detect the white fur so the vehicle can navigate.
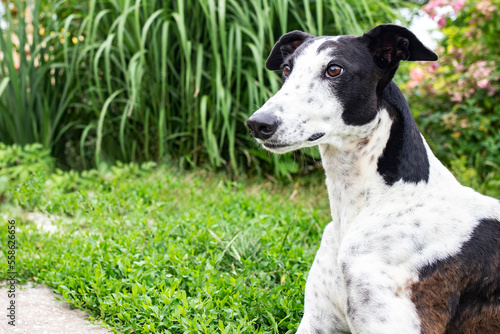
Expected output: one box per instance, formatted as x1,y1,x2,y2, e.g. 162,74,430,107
250,36,500,333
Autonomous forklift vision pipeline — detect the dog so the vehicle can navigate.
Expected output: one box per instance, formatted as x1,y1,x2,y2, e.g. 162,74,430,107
246,24,500,334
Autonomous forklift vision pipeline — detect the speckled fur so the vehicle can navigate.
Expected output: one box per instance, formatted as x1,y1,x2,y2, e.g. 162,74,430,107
247,25,500,334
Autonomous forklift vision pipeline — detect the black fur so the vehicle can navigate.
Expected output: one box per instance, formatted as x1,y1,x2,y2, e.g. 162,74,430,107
377,82,430,185
364,24,438,96
266,31,314,71
316,37,380,126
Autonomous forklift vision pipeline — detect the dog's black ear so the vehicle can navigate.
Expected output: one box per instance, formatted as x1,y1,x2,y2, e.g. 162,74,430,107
365,24,438,68
266,31,314,71
364,24,438,95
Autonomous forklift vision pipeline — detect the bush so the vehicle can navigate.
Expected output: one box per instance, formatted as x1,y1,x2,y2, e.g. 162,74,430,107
0,0,413,178
401,0,500,195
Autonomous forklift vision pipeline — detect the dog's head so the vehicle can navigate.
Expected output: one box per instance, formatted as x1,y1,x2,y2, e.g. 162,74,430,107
246,24,437,153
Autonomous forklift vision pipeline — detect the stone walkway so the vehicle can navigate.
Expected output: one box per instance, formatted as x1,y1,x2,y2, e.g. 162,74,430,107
1,212,113,333
0,283,112,334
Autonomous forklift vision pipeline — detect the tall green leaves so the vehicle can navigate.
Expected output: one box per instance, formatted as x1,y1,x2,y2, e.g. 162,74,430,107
0,0,78,150
0,0,412,175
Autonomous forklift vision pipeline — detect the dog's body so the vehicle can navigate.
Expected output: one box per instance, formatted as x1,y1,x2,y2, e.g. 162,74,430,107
246,25,500,333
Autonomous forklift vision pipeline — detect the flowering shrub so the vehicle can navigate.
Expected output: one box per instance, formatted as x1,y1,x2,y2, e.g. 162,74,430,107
402,0,500,194
422,0,465,29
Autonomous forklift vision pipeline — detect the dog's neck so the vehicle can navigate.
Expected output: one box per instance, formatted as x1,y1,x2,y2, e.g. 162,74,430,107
319,82,430,241
319,110,392,241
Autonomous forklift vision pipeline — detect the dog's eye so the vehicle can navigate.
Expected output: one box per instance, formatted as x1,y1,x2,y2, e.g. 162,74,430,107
326,65,343,78
283,65,291,77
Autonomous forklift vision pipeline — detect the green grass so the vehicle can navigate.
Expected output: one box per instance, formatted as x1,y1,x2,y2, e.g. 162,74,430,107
0,143,330,333
0,141,498,332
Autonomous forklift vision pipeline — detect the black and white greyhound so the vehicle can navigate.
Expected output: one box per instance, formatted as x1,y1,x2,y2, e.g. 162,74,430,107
246,24,500,334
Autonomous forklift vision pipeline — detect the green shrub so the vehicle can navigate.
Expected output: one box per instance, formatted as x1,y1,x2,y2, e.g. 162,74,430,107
401,0,500,195
0,0,413,177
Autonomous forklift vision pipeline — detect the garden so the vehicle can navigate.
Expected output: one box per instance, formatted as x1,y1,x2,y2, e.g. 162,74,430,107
0,0,499,333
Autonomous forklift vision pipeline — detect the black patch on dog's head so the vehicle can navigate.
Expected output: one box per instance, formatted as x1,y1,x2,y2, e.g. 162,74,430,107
317,37,381,126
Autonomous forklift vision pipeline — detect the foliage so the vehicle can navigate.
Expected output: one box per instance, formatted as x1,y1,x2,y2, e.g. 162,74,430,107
401,0,500,193
0,142,53,176
0,0,77,153
0,144,331,333
0,0,413,178
0,142,54,198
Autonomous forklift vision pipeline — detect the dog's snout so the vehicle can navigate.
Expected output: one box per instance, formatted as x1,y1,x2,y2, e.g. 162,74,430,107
246,114,280,140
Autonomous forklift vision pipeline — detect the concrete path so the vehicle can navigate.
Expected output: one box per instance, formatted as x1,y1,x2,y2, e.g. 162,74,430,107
0,283,112,334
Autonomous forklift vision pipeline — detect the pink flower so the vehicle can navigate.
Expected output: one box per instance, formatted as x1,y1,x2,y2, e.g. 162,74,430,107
427,63,440,73
477,78,490,89
476,60,488,67
476,0,496,20
410,67,425,82
453,0,465,13
437,17,447,29
407,80,419,89
450,92,463,102
425,0,467,27
422,4,436,19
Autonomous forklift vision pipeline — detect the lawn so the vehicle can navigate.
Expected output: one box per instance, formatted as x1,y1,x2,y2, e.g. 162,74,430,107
0,144,330,333
1,143,497,333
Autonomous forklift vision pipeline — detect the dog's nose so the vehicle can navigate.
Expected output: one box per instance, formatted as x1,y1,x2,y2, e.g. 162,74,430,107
246,114,280,140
